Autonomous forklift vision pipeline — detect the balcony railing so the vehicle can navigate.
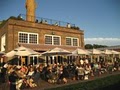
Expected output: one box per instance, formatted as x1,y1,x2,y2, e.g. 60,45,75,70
17,14,80,30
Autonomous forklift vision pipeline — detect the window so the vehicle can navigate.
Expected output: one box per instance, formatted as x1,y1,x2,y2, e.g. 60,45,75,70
29,34,38,44
66,37,79,46
19,33,28,43
66,38,71,45
73,38,78,46
53,37,60,45
45,35,61,45
45,36,52,44
19,32,38,44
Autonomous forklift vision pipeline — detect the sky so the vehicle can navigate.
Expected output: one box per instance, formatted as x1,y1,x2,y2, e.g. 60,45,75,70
0,0,120,46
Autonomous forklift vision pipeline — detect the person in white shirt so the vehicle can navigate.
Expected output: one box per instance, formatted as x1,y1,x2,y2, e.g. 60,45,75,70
80,59,84,65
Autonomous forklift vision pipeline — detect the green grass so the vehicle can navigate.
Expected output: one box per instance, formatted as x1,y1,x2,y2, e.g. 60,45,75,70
45,74,120,90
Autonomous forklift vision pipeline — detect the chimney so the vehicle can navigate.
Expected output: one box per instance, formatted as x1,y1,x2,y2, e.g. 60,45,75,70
25,0,37,22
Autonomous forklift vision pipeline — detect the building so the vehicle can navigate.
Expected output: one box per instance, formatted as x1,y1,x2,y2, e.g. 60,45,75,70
0,17,84,53
0,0,84,65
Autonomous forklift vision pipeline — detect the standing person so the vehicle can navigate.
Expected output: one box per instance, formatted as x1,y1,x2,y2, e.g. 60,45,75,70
9,71,18,90
76,65,85,80
107,61,113,74
1,64,8,83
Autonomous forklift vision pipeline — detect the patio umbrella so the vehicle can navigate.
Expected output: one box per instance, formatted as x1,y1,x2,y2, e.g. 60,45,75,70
15,46,39,56
111,50,120,62
5,46,40,65
111,50,120,54
5,46,39,57
102,49,113,62
42,47,71,78
72,48,91,55
90,49,103,62
42,47,71,56
90,49,103,55
5,50,16,58
71,48,91,64
103,49,112,55
41,47,71,65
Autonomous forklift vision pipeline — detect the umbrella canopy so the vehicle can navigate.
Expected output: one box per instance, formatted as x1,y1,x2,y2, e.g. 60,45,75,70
72,48,91,55
90,49,103,55
5,46,39,57
103,49,112,55
111,50,120,54
42,47,71,56
5,50,16,57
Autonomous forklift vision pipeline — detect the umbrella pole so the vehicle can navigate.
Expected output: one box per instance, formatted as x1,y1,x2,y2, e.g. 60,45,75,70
33,56,34,65
18,56,19,65
28,56,30,65
56,55,59,79
19,56,22,66
91,55,93,63
97,55,99,62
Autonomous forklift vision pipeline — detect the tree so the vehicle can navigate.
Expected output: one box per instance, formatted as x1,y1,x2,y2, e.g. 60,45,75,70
85,44,93,49
85,44,107,49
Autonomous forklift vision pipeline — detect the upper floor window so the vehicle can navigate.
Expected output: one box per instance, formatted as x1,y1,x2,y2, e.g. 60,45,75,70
19,32,38,44
29,34,38,44
45,35,61,45
73,38,78,46
66,37,79,46
53,36,60,45
66,38,71,46
45,36,52,45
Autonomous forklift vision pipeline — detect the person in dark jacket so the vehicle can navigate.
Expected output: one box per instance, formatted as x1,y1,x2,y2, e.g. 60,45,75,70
9,71,18,90
1,65,7,83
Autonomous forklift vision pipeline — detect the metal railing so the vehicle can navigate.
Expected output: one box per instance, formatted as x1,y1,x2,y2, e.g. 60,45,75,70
17,14,79,30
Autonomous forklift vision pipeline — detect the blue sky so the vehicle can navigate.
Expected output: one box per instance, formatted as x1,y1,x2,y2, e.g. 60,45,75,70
0,0,120,46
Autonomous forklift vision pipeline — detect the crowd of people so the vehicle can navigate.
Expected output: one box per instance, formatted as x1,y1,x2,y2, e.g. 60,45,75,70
0,57,120,90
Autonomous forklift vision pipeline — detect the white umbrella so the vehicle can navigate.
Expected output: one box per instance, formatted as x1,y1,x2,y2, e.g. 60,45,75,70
72,48,91,55
90,49,102,55
42,47,71,56
72,48,91,64
15,46,39,56
102,49,113,62
111,50,120,62
90,49,103,62
5,46,39,57
42,47,71,77
103,49,112,55
111,50,120,54
5,50,16,57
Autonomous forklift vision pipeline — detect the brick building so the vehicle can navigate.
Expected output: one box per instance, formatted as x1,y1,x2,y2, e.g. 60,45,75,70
0,17,84,53
0,0,84,65
0,17,84,65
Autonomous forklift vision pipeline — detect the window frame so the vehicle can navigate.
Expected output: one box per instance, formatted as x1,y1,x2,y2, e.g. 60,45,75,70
18,32,39,44
44,34,61,45
66,37,79,46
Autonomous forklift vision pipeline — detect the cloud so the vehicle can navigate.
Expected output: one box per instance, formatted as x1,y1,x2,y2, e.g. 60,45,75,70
84,38,120,46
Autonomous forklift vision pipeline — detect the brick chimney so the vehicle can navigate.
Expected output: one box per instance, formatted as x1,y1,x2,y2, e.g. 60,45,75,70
25,0,37,22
